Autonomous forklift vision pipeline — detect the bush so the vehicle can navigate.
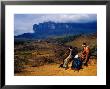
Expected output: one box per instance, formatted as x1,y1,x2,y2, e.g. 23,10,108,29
55,34,82,44
91,44,97,57
14,59,25,73
14,56,29,73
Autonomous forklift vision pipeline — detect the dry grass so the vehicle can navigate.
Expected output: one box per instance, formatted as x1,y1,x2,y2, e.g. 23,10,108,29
14,34,97,75
65,35,97,50
15,59,97,76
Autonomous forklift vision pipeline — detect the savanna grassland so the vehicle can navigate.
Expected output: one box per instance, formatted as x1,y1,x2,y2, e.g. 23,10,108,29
14,33,97,76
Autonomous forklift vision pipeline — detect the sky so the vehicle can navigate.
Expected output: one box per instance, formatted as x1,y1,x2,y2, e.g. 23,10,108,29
14,14,97,36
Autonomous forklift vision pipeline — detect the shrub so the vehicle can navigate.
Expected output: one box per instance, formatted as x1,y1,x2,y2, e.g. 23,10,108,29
14,55,29,73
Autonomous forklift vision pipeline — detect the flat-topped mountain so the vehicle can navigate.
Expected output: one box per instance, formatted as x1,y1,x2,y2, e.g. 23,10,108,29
15,21,97,39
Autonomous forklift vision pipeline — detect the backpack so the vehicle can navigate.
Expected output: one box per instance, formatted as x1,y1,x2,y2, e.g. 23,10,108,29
71,58,82,70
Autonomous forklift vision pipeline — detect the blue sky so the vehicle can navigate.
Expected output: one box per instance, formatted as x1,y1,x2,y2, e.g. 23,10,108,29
14,14,97,36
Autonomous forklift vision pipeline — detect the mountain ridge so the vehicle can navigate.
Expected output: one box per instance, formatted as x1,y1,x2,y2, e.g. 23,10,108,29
15,21,97,39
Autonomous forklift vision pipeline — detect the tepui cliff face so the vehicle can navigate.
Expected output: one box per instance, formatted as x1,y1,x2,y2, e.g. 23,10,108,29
15,21,97,39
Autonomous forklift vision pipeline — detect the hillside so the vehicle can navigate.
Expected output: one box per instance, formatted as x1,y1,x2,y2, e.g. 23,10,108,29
65,34,97,56
14,33,97,76
15,61,97,76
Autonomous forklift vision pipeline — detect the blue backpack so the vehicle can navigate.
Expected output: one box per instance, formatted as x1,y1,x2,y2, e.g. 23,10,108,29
71,58,82,70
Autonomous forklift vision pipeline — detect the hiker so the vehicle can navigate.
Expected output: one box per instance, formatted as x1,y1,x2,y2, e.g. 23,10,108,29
63,46,77,70
81,42,91,66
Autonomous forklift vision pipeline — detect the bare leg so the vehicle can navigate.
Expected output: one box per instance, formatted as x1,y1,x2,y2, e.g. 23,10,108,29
84,55,90,66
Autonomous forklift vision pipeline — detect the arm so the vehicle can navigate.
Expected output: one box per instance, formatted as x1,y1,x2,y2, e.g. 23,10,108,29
85,47,90,61
64,49,69,55
82,48,86,54
81,49,86,57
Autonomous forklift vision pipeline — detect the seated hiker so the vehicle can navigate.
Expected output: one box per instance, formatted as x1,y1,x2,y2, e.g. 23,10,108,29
71,50,82,71
63,46,77,70
81,42,91,66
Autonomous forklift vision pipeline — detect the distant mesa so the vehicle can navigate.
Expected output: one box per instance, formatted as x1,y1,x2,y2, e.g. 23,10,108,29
15,21,97,39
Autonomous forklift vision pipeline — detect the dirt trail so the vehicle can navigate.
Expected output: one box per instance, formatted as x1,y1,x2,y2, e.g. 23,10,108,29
15,59,97,76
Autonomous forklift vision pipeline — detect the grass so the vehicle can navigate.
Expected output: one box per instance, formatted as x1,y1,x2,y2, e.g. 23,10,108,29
65,34,97,50
14,33,97,73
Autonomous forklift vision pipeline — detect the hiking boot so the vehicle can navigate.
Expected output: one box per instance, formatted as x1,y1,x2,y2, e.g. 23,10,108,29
65,67,69,70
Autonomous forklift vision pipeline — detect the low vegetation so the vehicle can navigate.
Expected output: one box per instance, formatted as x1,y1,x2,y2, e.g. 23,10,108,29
14,33,97,73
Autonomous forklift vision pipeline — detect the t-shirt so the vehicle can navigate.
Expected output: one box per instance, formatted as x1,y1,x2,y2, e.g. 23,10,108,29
74,54,78,58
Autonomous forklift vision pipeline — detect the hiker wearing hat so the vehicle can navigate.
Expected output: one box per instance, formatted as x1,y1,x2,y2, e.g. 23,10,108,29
81,42,91,66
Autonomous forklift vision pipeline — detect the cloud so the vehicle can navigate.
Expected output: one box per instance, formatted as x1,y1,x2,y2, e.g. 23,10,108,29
14,14,97,36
